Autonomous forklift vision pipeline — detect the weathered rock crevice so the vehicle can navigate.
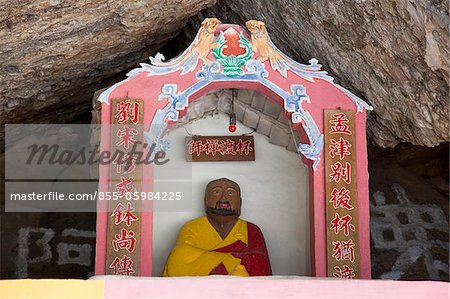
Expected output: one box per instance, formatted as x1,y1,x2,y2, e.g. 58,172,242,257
1,0,216,127
1,0,448,148
164,0,449,147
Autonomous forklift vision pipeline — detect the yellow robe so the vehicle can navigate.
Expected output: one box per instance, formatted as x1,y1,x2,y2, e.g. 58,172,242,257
163,216,248,276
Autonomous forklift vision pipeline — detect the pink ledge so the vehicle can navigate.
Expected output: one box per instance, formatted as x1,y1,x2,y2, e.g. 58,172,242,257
98,276,449,299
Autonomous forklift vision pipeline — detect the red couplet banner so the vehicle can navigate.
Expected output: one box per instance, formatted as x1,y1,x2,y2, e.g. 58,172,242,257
324,109,360,279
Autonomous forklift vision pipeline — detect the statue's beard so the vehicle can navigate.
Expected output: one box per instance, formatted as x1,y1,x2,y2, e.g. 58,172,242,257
206,201,239,216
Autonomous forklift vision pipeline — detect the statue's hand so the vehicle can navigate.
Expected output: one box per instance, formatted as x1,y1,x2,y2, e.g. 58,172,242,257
230,264,249,277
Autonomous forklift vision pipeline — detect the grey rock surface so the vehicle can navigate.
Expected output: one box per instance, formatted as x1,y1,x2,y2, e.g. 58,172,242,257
1,0,215,126
2,0,448,148
166,0,449,147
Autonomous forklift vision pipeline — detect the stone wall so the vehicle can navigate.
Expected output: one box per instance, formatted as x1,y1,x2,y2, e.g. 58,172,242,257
368,144,449,281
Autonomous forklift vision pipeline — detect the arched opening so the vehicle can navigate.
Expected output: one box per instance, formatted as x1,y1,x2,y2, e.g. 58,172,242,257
95,20,372,279
152,89,311,276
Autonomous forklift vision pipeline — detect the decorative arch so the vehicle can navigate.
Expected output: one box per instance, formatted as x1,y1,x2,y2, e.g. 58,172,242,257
95,18,373,279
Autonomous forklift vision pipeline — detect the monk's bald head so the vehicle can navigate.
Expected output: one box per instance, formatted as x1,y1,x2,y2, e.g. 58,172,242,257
205,178,240,194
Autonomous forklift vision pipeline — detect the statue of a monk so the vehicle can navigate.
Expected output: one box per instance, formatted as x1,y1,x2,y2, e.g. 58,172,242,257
163,178,272,276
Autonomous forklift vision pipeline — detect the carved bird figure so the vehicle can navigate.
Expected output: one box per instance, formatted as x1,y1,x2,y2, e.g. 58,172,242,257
145,18,222,75
245,20,328,80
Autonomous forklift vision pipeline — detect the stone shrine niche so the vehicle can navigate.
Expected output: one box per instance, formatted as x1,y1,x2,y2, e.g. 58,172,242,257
95,18,373,279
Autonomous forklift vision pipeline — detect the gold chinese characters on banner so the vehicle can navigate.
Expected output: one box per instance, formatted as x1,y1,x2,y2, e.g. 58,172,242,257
324,109,360,279
106,98,144,276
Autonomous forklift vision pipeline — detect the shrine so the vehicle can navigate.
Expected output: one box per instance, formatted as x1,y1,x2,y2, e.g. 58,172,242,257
94,18,373,279
2,15,449,299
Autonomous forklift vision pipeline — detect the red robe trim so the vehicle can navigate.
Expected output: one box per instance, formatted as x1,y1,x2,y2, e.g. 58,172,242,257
209,222,272,276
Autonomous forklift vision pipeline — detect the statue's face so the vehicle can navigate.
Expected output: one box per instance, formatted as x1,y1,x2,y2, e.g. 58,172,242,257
205,179,241,217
